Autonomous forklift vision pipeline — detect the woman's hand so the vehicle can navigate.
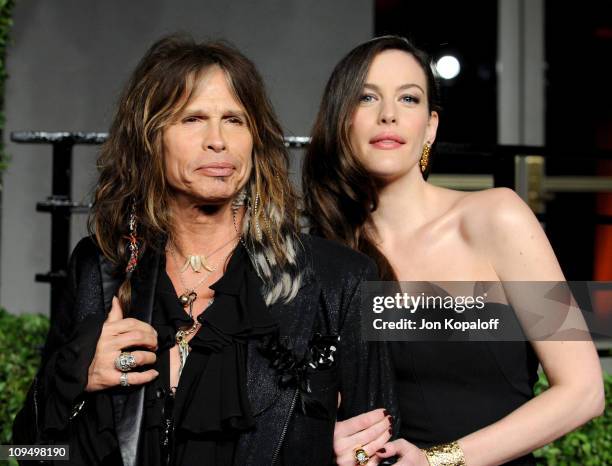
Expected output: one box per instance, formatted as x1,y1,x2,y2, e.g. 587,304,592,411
375,439,429,466
334,408,393,466
85,296,159,392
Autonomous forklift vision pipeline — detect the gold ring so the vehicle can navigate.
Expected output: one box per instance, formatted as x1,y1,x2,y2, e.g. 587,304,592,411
354,447,369,465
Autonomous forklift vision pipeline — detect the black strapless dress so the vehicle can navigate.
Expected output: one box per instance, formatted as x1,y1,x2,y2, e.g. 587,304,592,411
392,303,540,466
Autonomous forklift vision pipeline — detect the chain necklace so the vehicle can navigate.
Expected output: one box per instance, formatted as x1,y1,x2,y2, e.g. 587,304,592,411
167,236,240,308
175,297,214,379
173,235,239,273
167,241,237,380
167,246,216,306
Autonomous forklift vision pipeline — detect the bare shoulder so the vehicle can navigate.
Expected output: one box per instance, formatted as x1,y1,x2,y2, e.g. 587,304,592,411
454,187,538,241
450,187,563,279
460,186,528,215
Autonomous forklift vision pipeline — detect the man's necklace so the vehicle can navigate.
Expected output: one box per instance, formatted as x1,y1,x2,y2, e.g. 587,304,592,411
174,297,214,379
167,241,237,379
173,235,239,273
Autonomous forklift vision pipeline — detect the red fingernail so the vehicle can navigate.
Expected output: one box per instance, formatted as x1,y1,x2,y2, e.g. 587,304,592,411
383,409,389,416
377,448,386,453
388,428,393,435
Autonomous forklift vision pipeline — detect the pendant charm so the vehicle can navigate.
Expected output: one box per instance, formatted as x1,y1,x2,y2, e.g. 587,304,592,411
175,330,191,379
179,291,197,308
181,255,215,273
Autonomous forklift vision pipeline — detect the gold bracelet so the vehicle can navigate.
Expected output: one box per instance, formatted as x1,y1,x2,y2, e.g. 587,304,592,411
423,441,466,466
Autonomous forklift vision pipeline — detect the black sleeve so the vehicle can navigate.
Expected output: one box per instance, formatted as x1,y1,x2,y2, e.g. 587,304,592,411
337,260,401,434
12,238,106,444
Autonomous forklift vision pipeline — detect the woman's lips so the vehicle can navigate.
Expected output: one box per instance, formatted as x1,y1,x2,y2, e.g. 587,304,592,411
371,140,404,149
197,163,235,177
370,133,406,149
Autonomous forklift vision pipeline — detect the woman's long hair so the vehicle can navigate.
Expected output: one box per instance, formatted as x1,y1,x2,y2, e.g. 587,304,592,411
302,36,440,280
89,34,302,310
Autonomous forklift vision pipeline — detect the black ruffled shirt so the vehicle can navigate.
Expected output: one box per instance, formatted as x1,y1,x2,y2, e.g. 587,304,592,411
140,244,277,466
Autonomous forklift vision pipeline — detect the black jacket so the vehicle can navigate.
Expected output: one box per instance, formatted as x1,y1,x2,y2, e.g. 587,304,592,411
13,234,399,465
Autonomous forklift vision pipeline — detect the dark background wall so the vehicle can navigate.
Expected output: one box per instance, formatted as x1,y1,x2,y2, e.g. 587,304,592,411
375,0,498,145
0,0,373,314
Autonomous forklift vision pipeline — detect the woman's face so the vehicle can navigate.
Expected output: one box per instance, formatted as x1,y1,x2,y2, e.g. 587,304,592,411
349,49,438,181
162,66,253,206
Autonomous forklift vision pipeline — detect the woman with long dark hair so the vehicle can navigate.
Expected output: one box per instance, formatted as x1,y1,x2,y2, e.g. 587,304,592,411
13,34,398,466
303,36,604,466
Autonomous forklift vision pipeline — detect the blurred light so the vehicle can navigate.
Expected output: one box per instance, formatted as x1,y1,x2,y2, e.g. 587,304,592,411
435,55,461,80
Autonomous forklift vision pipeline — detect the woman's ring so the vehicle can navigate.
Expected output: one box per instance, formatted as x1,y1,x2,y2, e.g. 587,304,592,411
119,372,130,387
115,352,137,372
354,448,369,465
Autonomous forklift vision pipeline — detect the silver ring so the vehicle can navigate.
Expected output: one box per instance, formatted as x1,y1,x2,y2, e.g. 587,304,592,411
115,351,137,372
120,372,129,387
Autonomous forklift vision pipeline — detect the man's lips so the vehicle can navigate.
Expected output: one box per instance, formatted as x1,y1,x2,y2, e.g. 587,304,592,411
369,133,406,149
197,162,235,177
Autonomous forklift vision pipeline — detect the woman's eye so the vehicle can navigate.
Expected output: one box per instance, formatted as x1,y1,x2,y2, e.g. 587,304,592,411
401,95,420,104
359,94,376,103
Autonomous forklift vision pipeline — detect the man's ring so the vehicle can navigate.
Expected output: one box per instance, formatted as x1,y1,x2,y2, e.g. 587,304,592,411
355,448,369,465
115,352,137,372
120,372,129,387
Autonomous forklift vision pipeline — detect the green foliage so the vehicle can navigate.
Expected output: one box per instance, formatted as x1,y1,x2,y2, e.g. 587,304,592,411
0,308,49,446
534,371,611,465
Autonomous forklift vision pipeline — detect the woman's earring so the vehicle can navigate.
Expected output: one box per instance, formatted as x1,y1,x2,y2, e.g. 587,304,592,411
420,143,431,173
125,203,139,274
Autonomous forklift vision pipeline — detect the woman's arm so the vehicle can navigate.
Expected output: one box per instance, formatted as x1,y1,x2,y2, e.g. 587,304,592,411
378,188,605,466
456,188,604,465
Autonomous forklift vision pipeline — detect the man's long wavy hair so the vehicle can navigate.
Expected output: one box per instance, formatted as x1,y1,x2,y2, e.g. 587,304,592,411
89,34,302,311
302,36,440,281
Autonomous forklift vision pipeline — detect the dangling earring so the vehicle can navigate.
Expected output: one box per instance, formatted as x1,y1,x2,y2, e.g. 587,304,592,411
253,192,263,241
420,143,431,173
249,152,263,241
125,203,139,275
232,186,249,246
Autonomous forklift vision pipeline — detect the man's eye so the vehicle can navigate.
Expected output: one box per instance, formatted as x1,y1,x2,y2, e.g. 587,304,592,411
182,116,200,123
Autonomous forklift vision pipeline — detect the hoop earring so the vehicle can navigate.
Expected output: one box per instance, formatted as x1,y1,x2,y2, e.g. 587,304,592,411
125,203,139,275
419,143,431,173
